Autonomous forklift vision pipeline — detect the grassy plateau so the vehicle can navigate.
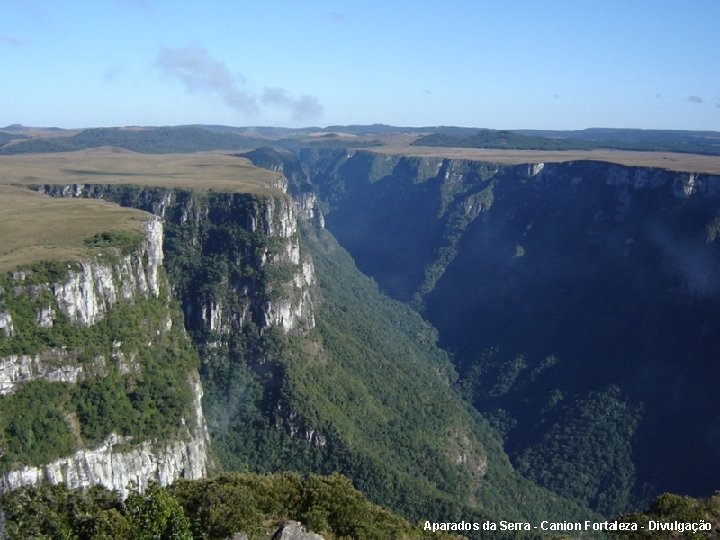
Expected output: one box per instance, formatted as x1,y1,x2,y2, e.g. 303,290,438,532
0,185,150,272
0,147,284,194
377,138,720,174
0,148,284,272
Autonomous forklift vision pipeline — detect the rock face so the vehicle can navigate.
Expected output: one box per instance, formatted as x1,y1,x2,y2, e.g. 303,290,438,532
0,374,209,499
297,149,720,513
36,185,318,337
0,351,88,395
0,216,209,496
30,183,320,471
53,218,163,326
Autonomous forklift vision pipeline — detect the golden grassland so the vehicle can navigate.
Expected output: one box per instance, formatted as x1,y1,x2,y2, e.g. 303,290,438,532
0,185,151,272
374,137,720,174
0,149,285,271
0,147,284,195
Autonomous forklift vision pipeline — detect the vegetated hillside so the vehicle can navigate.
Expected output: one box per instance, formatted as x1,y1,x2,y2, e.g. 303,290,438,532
519,127,720,155
0,194,207,493
1,472,453,540
0,126,267,154
613,492,720,539
0,125,384,155
295,149,720,517
412,130,596,151
413,128,720,155
34,178,597,535
296,225,595,528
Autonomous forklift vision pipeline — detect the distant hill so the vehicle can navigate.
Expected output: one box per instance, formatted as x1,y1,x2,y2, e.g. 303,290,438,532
4,123,720,156
412,129,596,151
413,127,720,155
0,126,267,154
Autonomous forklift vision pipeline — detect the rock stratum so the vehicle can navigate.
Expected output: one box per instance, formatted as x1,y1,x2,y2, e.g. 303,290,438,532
0,216,209,497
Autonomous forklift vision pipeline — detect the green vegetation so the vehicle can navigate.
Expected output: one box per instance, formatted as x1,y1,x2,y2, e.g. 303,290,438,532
515,387,642,517
412,130,597,151
0,126,267,155
612,492,720,539
412,128,720,156
0,270,198,469
0,380,77,467
0,472,456,540
297,149,720,519
83,229,143,255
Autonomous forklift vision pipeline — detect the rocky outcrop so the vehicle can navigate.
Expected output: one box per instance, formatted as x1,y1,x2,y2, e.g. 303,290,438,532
0,215,209,497
0,350,92,395
52,218,163,326
272,521,325,540
253,197,316,333
0,373,208,498
0,312,14,337
35,185,318,337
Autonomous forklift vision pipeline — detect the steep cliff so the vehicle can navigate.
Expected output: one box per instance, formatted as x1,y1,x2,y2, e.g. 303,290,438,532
0,214,209,497
30,184,323,472
32,178,595,527
296,149,720,515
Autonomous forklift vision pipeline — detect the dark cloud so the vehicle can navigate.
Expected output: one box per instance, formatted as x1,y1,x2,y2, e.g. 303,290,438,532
687,95,704,104
0,35,21,48
157,44,323,121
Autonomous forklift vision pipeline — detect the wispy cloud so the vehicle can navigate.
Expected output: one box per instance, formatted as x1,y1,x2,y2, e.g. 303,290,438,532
157,44,258,114
262,87,324,121
0,35,21,48
103,64,127,83
156,44,323,121
687,95,704,104
326,11,346,22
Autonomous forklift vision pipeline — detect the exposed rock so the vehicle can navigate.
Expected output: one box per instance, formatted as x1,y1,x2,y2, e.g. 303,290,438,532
297,191,325,229
52,217,163,326
263,257,316,333
0,311,14,337
0,215,209,497
0,373,209,498
272,521,325,540
0,350,94,394
36,305,55,328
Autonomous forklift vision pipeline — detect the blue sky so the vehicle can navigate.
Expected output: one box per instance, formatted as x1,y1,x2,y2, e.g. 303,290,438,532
1,0,718,130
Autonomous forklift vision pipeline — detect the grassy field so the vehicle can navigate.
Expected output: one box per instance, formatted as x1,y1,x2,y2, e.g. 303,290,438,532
375,138,720,174
0,147,284,194
0,185,152,272
0,149,285,272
